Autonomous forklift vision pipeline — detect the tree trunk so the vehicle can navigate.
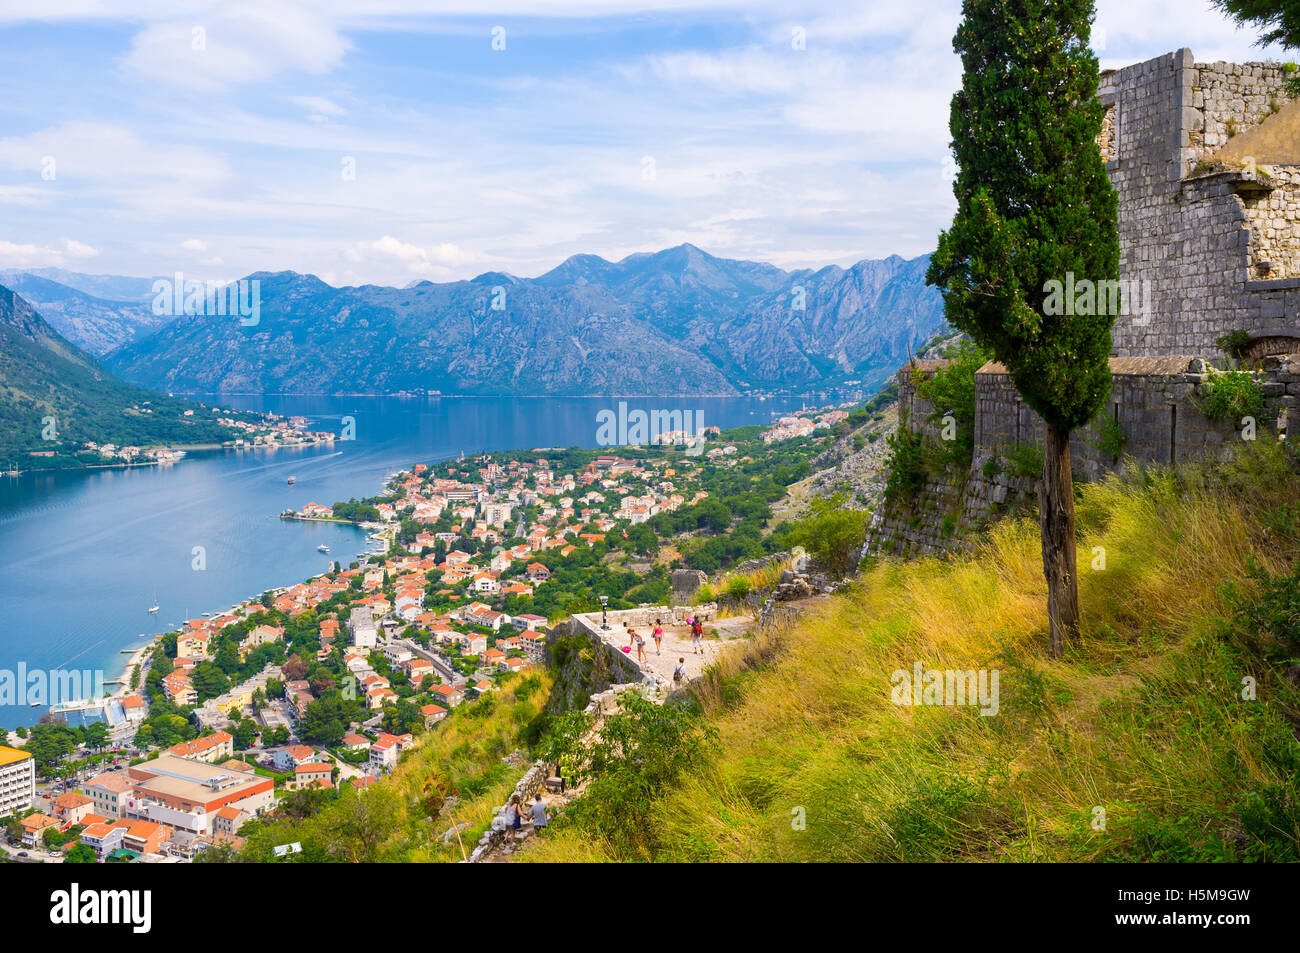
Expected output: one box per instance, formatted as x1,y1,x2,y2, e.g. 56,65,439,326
1039,422,1080,658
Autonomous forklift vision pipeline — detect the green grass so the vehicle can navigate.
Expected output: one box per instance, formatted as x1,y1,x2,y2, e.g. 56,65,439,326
526,443,1300,862
233,672,553,862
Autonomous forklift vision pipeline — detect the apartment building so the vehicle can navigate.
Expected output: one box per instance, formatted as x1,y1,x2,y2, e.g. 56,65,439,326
0,746,35,818
125,755,274,836
168,730,234,763
85,771,133,819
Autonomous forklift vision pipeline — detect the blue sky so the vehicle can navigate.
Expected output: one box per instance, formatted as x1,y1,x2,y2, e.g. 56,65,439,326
0,1,1287,287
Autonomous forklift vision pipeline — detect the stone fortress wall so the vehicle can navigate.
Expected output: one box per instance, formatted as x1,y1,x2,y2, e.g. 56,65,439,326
870,49,1300,558
1101,50,1300,356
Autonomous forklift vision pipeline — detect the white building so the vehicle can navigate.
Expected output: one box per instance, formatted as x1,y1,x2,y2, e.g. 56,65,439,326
0,746,35,818
350,606,379,649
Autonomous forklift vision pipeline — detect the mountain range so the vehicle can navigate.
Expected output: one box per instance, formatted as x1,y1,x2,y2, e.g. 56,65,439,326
0,284,242,469
0,269,169,354
87,244,946,396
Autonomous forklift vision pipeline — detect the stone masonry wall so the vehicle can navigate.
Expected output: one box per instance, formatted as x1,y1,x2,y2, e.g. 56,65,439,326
896,359,945,440
1242,167,1300,280
973,356,1280,480
1101,50,1300,356
869,354,1298,557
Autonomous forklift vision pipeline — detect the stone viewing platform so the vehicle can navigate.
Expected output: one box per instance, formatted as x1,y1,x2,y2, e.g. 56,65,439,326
466,603,755,862
570,604,754,690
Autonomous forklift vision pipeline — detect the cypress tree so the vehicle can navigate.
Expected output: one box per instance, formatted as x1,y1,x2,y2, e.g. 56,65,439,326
926,0,1119,657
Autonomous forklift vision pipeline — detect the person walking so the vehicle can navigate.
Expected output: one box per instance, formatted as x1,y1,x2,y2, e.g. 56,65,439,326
690,616,703,654
529,792,549,832
652,620,664,655
505,794,522,831
673,657,687,686
633,629,647,664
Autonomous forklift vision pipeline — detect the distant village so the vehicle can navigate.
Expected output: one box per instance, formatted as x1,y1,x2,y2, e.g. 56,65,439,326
761,407,851,444
17,407,334,472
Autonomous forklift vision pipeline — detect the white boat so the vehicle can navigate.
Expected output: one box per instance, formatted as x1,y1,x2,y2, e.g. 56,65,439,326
317,544,330,553
148,591,159,614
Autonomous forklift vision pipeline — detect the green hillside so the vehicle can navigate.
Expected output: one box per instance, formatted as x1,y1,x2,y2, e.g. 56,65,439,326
521,443,1300,862
0,284,243,470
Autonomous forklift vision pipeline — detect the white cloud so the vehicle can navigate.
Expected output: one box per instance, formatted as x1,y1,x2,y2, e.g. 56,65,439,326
0,0,1291,286
289,96,347,122
0,122,231,186
121,2,350,92
345,236,476,277
0,237,97,267
62,238,98,258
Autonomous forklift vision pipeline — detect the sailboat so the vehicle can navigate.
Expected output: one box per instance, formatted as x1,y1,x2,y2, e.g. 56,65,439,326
148,592,160,614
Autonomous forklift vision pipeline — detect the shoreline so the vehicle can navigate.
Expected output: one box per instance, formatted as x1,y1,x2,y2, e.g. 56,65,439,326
2,437,335,478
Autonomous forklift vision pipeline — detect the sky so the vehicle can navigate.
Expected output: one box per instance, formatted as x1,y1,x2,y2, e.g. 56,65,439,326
0,0,1288,288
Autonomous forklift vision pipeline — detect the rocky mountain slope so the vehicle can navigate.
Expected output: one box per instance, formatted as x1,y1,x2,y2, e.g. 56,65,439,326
0,271,168,354
103,245,946,396
0,284,238,468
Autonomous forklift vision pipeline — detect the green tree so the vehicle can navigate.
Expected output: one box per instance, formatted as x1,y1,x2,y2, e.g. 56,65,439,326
926,0,1118,656
299,695,352,746
381,699,423,737
266,726,291,747
25,723,77,768
83,721,110,751
190,662,229,700
321,786,405,862
66,843,97,864
215,639,241,675
543,692,717,856
231,719,260,750
788,493,869,576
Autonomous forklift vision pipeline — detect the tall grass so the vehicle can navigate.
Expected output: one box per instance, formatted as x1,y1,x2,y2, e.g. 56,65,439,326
237,672,553,862
526,444,1300,862
701,556,795,617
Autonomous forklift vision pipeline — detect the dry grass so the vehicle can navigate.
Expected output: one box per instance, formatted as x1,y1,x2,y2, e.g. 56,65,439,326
237,672,553,862
528,445,1300,862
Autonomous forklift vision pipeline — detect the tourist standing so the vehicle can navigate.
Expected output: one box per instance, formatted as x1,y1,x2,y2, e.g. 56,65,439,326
652,620,664,655
673,657,687,686
530,792,549,831
690,616,703,654
633,629,647,664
